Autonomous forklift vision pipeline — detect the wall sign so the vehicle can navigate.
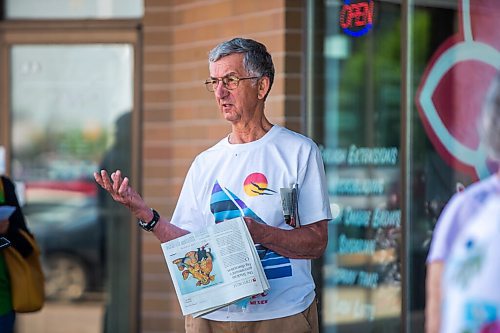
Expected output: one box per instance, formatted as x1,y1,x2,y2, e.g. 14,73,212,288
339,0,374,37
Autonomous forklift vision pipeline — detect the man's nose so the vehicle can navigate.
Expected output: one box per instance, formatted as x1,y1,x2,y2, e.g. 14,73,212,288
214,81,229,98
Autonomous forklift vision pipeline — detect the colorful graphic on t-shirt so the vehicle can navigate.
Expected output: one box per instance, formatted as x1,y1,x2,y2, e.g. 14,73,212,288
210,180,292,280
210,181,265,224
447,238,485,288
441,196,500,333
464,302,500,333
243,173,277,197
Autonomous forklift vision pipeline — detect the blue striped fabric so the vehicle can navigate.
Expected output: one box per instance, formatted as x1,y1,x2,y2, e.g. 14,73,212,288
209,181,292,280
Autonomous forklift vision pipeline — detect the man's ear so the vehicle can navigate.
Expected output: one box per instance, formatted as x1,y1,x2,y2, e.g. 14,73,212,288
257,76,270,100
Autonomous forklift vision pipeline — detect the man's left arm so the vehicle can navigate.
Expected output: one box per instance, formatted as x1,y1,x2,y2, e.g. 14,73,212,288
244,218,328,259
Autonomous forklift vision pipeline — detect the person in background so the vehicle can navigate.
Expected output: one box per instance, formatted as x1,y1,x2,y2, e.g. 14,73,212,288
0,175,33,333
98,111,132,333
425,72,500,333
95,37,332,333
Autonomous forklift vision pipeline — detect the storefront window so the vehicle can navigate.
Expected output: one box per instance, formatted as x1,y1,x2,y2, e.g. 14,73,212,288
10,44,135,333
410,0,499,328
315,0,499,332
5,0,143,19
317,1,402,332
411,1,499,224
408,3,457,329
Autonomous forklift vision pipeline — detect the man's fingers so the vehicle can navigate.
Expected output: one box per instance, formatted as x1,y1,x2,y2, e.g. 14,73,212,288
100,170,113,189
96,170,132,203
112,170,123,183
112,170,125,193
93,172,104,187
243,217,256,224
112,174,120,192
94,171,111,193
118,177,129,195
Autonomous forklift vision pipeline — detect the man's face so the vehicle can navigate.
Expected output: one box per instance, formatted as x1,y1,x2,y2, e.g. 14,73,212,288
209,53,262,124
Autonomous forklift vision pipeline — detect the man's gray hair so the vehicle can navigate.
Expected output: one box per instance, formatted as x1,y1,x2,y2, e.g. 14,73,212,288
480,71,500,161
208,37,275,99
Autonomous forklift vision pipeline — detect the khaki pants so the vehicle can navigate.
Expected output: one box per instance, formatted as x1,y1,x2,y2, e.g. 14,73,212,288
185,299,319,333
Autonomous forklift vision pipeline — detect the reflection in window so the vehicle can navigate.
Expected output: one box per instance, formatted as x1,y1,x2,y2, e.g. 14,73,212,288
10,44,134,333
318,1,402,332
6,0,143,19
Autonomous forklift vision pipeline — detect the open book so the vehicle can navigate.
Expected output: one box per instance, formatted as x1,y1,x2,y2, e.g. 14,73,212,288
161,217,270,317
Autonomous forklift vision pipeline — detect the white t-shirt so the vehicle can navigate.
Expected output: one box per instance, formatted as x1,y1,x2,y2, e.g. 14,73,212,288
170,125,332,321
427,175,500,264
441,195,500,333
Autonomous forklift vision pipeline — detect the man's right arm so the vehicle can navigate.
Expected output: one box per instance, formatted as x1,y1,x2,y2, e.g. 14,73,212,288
145,212,190,242
94,169,190,243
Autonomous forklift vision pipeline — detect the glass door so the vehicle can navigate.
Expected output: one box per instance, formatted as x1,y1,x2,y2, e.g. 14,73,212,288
1,26,140,333
314,1,403,332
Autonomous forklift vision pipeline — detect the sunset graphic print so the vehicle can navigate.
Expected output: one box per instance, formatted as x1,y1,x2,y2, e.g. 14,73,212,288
243,173,277,197
210,175,292,281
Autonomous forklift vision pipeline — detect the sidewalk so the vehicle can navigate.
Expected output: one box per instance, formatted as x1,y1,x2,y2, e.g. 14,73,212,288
16,301,104,333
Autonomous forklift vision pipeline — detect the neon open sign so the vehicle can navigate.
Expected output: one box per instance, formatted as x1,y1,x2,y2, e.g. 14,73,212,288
339,0,374,37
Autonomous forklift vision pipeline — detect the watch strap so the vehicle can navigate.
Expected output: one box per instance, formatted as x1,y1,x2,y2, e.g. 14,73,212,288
138,208,160,232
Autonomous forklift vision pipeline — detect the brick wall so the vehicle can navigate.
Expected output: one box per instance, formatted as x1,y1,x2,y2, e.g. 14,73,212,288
141,1,304,331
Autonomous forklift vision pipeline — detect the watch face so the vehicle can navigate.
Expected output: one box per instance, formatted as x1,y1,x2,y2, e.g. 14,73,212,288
138,209,160,231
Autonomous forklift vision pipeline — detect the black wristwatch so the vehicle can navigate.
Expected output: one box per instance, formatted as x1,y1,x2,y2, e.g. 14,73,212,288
138,209,160,232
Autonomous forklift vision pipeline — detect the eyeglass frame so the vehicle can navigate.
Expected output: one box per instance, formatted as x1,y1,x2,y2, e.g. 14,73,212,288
204,75,261,92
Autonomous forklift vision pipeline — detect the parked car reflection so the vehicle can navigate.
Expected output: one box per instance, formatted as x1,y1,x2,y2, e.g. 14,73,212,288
22,180,105,302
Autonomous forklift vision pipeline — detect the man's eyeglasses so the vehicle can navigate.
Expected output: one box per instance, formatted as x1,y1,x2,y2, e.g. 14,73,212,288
204,75,260,92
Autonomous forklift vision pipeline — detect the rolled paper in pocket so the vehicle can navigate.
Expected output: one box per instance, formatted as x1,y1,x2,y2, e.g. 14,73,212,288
291,184,300,228
280,188,294,227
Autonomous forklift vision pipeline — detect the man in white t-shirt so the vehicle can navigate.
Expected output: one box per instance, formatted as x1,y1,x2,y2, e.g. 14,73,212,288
95,37,332,333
